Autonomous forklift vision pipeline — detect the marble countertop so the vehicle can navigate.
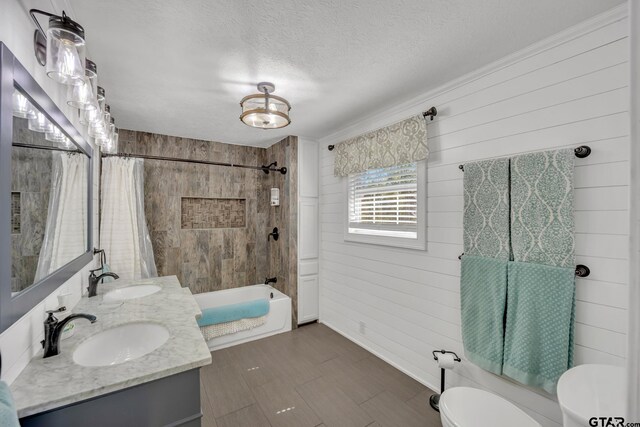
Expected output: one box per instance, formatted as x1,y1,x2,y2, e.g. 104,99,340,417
10,275,212,418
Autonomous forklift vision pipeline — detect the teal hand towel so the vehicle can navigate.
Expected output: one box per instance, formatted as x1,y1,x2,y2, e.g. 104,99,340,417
460,255,509,375
197,299,270,327
0,381,20,427
463,158,511,260
503,261,575,394
511,149,575,268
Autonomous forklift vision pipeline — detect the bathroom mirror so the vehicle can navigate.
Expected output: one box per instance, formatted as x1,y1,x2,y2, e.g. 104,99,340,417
0,43,94,333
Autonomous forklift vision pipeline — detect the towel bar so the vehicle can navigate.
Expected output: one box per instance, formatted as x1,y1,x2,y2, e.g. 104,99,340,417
458,255,590,278
458,145,591,170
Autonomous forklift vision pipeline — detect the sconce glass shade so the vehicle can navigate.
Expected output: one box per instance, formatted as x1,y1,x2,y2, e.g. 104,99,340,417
79,105,100,125
110,131,119,152
94,134,107,147
88,120,107,138
12,89,36,119
102,105,111,128
240,82,291,129
101,132,117,153
28,111,54,133
108,117,116,139
67,59,97,110
88,105,110,138
45,14,86,85
79,93,104,125
45,126,69,145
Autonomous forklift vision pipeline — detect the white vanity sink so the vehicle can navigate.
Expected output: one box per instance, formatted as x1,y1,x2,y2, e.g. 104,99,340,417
73,323,170,367
103,285,161,303
557,364,626,427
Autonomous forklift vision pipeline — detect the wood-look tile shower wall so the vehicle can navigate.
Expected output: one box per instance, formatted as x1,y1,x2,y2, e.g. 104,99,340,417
117,131,298,324
266,136,298,325
11,119,52,292
118,129,271,293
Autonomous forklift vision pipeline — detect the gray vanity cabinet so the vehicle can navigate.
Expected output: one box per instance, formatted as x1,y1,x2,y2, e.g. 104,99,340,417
19,369,202,427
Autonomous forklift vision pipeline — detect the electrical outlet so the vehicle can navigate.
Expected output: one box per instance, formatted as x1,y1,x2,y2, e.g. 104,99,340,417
359,321,366,335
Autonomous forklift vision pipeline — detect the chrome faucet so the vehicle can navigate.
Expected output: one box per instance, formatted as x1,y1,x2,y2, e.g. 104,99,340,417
42,307,96,358
88,268,119,297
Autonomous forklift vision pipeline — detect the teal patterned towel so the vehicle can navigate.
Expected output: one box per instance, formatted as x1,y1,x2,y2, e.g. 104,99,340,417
510,149,575,268
0,381,20,427
463,158,511,260
503,261,575,394
460,255,509,375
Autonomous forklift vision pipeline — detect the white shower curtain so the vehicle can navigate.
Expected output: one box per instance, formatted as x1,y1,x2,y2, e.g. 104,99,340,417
35,153,88,281
100,157,157,280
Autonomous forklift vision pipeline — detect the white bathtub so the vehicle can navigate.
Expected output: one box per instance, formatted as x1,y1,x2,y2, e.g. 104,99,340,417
193,284,292,350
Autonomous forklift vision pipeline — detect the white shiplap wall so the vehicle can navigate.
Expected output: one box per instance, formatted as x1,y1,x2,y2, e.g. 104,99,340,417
318,8,629,427
628,0,640,419
0,0,100,384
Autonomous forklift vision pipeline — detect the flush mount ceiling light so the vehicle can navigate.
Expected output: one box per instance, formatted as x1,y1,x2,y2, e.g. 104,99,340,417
30,9,86,85
240,82,291,129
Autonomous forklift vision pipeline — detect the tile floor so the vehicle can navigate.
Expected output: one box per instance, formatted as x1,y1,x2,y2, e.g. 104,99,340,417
200,322,443,427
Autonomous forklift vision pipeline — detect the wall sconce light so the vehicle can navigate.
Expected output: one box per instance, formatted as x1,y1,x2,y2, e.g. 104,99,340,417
108,117,116,140
240,82,291,129
28,111,54,133
67,59,98,110
79,86,106,126
29,9,86,85
89,104,111,140
45,127,70,146
12,89,36,119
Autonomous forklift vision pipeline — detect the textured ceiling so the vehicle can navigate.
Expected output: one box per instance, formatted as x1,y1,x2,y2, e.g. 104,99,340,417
66,0,624,147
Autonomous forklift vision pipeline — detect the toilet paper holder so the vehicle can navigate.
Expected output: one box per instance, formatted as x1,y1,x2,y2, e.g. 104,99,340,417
430,350,461,412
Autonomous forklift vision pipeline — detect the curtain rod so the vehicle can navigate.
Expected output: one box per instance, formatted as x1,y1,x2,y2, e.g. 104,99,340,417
327,106,437,151
12,142,82,154
100,152,287,174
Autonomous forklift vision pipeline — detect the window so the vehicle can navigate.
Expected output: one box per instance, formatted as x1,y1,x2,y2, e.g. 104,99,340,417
345,161,426,249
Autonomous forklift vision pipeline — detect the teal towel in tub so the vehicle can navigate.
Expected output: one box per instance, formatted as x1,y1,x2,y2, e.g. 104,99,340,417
197,299,270,327
0,381,20,427
460,255,508,375
502,261,575,394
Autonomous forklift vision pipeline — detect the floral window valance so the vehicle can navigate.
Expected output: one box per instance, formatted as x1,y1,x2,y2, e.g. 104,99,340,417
333,114,429,177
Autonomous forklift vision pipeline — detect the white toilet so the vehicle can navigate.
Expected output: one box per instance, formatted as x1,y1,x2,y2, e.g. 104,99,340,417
557,364,625,427
439,387,541,427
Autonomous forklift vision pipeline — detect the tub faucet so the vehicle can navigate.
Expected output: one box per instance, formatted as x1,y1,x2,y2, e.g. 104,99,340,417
88,268,119,297
264,277,277,285
42,307,96,358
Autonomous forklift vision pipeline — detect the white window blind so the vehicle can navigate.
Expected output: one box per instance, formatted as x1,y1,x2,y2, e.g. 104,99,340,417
348,163,418,239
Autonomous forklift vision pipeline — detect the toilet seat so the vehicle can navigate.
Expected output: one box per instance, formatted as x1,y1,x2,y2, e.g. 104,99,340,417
439,387,540,427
